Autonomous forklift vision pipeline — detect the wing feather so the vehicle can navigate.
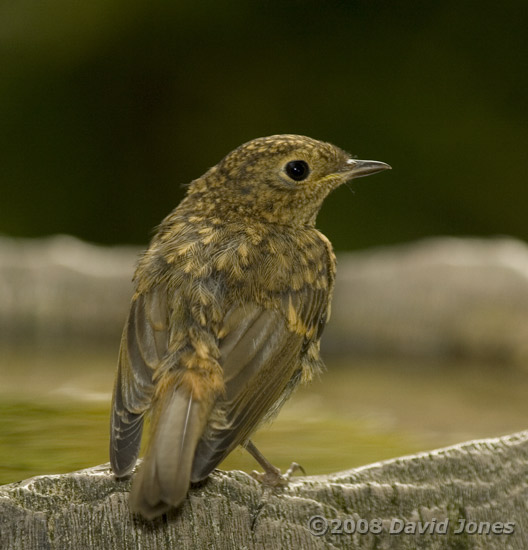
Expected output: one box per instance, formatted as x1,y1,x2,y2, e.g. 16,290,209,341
110,289,168,477
191,306,306,482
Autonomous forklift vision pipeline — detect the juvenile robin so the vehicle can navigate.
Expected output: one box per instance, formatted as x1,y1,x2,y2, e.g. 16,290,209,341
110,134,390,519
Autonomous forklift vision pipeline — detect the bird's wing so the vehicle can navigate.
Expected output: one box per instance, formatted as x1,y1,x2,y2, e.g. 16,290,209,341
191,284,329,482
110,287,168,477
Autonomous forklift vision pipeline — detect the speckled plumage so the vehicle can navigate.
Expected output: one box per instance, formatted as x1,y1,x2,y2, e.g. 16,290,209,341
110,134,390,519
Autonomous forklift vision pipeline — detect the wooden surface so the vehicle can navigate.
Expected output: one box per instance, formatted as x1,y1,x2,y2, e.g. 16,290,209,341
1,431,527,549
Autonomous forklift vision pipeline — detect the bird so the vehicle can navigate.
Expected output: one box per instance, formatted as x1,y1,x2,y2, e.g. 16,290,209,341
109,134,390,519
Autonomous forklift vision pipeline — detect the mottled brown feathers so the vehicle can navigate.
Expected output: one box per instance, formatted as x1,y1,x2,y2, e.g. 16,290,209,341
109,134,390,519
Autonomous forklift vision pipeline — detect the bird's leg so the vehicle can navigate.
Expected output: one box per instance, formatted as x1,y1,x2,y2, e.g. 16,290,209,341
245,439,305,487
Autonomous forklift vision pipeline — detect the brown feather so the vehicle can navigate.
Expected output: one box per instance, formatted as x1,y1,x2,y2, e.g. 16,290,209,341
109,134,389,518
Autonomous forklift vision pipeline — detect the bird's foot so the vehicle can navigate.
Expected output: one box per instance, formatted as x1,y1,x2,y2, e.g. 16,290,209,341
250,462,305,487
246,440,306,530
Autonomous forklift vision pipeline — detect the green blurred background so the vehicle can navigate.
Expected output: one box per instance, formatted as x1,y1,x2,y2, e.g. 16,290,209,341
1,0,527,249
1,1,527,485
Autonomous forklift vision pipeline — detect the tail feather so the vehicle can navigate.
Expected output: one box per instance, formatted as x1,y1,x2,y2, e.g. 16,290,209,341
129,389,208,519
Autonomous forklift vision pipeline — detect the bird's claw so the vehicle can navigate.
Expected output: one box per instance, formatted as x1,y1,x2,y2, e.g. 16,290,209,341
250,462,305,487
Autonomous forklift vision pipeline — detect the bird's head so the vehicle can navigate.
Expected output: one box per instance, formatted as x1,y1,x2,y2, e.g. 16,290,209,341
187,134,390,226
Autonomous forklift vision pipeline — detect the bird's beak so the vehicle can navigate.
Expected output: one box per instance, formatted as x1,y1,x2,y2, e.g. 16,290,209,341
342,158,391,179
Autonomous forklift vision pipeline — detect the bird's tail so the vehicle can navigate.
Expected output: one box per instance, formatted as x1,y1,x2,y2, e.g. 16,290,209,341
129,386,209,519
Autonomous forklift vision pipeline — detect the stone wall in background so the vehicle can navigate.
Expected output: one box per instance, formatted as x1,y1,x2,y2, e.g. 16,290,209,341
1,235,527,367
0,235,137,348
328,237,528,367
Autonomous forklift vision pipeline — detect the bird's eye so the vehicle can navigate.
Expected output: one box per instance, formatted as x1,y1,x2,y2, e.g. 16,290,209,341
285,160,310,181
